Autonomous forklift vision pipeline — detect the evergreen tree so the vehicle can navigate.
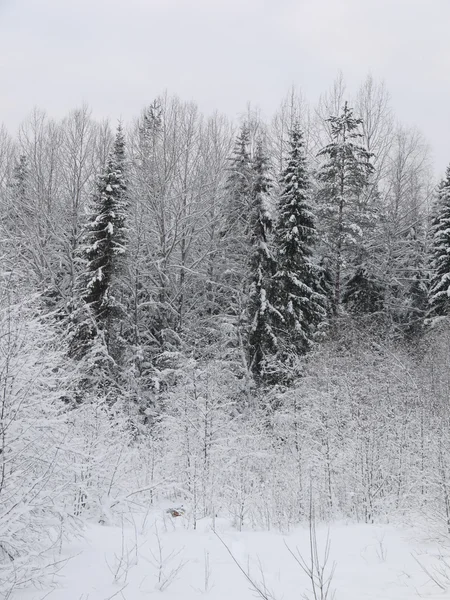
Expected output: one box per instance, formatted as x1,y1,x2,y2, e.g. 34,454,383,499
317,257,334,317
246,138,279,380
272,124,326,356
429,167,450,316
77,124,128,360
317,102,374,314
342,266,384,315
225,124,253,228
221,124,254,297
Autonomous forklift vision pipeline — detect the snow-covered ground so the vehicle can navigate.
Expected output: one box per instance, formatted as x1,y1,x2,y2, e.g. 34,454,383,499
11,508,450,600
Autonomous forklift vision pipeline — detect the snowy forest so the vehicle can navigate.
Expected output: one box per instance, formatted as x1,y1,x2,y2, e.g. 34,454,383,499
3,74,450,598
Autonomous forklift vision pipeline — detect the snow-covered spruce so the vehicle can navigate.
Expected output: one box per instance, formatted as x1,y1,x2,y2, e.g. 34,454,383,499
272,123,326,358
82,124,127,323
246,138,280,381
429,166,450,316
73,124,128,368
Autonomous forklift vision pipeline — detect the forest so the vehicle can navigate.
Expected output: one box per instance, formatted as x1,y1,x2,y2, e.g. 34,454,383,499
2,74,450,596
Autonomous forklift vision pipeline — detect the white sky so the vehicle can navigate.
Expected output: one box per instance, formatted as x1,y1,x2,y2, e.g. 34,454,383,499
0,0,449,173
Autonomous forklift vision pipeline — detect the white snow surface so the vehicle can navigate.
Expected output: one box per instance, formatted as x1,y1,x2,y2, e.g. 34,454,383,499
10,507,450,600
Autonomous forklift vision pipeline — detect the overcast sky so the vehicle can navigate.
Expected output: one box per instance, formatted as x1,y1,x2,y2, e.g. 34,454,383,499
0,0,449,173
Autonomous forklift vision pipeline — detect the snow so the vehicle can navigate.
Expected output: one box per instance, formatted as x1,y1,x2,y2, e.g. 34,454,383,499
10,509,450,600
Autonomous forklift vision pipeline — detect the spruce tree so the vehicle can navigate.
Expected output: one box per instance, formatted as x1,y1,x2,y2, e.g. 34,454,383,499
429,167,450,316
225,124,253,233
77,124,128,360
317,102,374,313
247,138,279,380
342,267,384,315
272,124,326,356
221,124,254,298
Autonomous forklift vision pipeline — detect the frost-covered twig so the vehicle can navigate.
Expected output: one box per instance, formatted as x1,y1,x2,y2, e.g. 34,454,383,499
191,550,214,594
284,500,336,600
109,481,171,509
103,584,128,600
213,530,278,600
143,523,187,591
105,516,139,584
411,552,447,591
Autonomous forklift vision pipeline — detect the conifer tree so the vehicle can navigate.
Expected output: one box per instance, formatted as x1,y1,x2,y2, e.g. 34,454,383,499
225,124,253,233
221,124,254,297
342,266,384,315
317,102,374,314
273,124,326,356
429,167,450,316
77,124,128,360
246,138,279,379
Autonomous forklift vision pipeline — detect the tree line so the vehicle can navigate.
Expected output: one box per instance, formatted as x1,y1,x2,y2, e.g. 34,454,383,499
0,76,441,410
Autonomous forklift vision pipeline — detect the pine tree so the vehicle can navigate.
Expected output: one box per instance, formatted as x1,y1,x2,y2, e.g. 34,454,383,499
429,167,450,316
246,138,279,380
317,102,374,314
272,124,326,357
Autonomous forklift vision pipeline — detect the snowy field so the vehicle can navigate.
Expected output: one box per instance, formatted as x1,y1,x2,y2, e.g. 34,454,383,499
10,508,450,600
